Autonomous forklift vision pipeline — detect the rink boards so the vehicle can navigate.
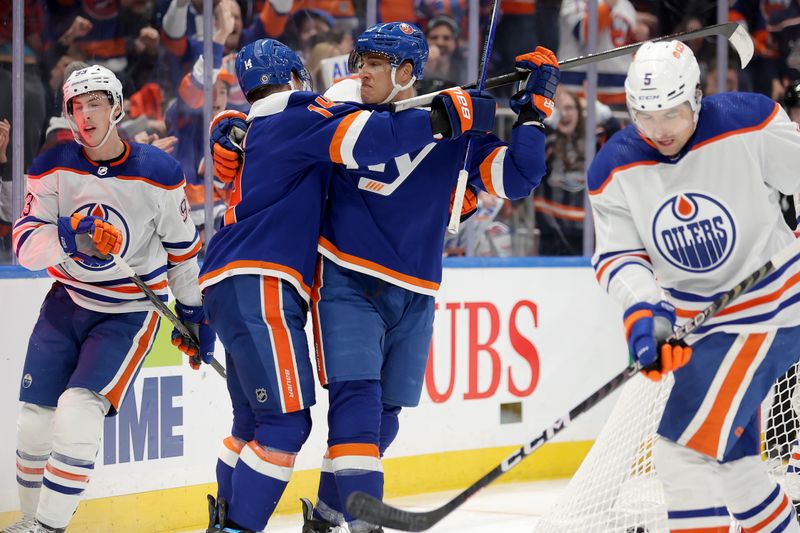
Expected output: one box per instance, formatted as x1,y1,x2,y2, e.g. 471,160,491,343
0,258,631,532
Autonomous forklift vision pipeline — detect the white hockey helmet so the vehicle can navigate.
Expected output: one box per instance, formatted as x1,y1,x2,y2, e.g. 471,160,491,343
625,40,702,122
63,65,125,148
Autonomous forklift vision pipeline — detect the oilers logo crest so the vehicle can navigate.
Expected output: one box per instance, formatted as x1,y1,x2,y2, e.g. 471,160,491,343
72,202,131,270
651,192,736,273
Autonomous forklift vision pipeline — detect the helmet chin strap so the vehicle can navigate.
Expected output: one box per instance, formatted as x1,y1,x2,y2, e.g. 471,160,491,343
380,66,416,104
69,104,124,150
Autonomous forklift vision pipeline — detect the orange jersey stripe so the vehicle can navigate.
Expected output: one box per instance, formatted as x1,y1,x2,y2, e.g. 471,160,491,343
200,260,311,296
676,271,800,319
105,313,160,408
328,443,380,459
311,256,327,386
262,277,302,412
691,104,779,153
671,528,730,533
319,236,440,292
168,241,202,264
594,253,650,282
479,147,504,196
686,333,767,457
590,160,660,196
329,112,360,164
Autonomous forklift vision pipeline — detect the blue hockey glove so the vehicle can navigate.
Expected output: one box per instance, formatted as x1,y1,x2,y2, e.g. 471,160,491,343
430,88,496,139
172,301,215,370
623,301,692,381
209,110,247,185
58,214,122,266
510,46,560,122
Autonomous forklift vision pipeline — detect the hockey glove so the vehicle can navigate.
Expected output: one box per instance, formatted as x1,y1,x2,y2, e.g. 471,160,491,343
58,214,122,266
510,46,560,123
172,301,216,370
210,110,247,185
623,301,692,382
430,88,496,139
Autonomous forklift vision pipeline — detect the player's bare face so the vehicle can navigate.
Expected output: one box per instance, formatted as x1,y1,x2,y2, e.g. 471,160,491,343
70,93,113,145
357,54,394,104
634,104,695,157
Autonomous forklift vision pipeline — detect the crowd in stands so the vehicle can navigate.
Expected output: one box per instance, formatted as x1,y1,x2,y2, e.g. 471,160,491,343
0,0,798,264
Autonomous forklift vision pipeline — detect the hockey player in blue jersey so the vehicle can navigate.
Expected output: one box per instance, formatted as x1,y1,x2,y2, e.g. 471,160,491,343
197,38,493,533
6,65,212,533
211,23,557,533
589,41,800,531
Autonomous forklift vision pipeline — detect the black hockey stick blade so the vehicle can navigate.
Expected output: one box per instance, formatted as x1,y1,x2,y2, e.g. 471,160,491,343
392,22,752,112
112,254,227,379
347,237,800,531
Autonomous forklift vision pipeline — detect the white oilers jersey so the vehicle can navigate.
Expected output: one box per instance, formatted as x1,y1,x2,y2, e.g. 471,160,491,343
589,93,800,338
13,141,202,313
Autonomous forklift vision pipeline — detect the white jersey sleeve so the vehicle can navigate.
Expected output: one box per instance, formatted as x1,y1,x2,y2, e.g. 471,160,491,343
760,105,800,196
590,176,663,310
13,172,70,270
156,185,202,307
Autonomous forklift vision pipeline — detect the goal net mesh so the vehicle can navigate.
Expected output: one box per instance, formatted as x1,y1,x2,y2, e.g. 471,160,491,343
536,362,800,533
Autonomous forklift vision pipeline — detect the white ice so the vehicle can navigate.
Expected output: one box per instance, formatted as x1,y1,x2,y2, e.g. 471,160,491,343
187,479,568,532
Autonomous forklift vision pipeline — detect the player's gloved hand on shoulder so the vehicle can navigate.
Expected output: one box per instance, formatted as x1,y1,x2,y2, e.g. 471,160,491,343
172,301,216,370
624,301,692,382
510,46,560,124
430,88,496,139
58,213,122,266
210,110,247,185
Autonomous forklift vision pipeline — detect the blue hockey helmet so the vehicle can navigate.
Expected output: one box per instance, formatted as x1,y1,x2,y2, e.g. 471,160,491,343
236,38,312,99
349,22,429,80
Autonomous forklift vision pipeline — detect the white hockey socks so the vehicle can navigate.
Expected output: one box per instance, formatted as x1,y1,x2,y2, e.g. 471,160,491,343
720,455,800,532
16,403,56,518
653,439,730,530
36,388,109,529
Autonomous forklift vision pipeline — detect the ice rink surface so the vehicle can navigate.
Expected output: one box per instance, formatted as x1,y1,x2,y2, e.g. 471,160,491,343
188,479,568,532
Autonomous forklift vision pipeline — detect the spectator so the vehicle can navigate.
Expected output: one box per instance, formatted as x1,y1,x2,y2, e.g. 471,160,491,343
730,0,781,97
558,0,645,108
767,0,800,100
703,60,740,95
535,89,586,255
423,15,467,86
165,0,236,235
280,8,335,58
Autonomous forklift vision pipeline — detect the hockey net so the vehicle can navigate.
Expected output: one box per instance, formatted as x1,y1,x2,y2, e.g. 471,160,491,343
536,362,800,533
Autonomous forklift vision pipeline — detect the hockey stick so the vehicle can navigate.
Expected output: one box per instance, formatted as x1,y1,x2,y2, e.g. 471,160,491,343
391,22,753,112
112,254,227,379
447,0,502,234
347,236,800,531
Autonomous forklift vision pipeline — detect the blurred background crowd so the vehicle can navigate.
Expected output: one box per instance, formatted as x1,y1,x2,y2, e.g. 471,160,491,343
1,0,799,264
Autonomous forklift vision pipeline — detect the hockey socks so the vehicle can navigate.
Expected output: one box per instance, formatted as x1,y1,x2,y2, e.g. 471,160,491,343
216,436,246,503
314,457,345,525
226,441,297,530
329,443,383,528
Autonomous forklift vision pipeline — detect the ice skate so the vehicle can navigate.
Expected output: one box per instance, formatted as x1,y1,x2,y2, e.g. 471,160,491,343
2,518,64,533
300,498,348,533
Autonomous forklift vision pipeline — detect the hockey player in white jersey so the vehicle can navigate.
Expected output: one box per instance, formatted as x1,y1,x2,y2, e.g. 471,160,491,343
5,65,212,533
589,40,800,531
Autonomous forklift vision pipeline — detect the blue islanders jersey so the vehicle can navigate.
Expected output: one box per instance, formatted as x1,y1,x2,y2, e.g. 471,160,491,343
318,112,547,296
199,90,437,301
13,141,203,312
588,92,800,338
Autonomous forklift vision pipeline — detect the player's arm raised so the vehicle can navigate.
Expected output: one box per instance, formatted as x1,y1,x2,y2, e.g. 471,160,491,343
464,46,559,200
307,95,494,168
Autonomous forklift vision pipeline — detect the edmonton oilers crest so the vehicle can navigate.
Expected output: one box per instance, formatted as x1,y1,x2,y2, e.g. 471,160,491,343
72,202,131,271
651,192,736,273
